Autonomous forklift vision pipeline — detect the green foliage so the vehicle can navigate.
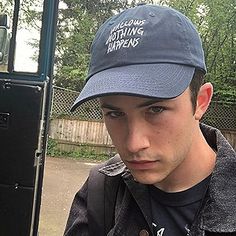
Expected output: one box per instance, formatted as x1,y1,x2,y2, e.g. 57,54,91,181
1,0,235,101
55,0,235,102
164,0,236,102
46,138,62,157
0,0,43,28
47,138,110,161
71,147,110,161
54,0,144,90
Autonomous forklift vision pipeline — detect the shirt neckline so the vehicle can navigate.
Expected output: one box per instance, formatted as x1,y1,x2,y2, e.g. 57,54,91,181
149,174,211,207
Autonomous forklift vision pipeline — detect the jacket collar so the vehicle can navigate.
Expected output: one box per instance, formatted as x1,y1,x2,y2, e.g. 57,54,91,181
98,154,127,176
199,124,236,233
99,156,154,232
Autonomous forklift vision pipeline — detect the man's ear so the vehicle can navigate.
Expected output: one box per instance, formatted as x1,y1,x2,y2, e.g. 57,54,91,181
194,83,213,120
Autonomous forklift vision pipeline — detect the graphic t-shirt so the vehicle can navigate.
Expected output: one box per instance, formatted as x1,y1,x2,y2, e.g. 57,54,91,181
149,175,211,236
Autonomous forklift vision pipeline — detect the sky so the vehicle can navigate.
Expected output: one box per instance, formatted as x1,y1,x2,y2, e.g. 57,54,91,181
14,28,39,73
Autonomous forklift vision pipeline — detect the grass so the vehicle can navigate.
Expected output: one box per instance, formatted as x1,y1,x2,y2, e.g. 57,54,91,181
47,138,111,161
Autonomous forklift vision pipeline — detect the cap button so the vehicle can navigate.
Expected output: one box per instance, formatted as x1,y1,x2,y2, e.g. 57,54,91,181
139,229,149,236
149,12,155,17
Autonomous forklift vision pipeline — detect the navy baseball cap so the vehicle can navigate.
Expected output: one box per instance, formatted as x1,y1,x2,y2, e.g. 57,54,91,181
71,4,206,111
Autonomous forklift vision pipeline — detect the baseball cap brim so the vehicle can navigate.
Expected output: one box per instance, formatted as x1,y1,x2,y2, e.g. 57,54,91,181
71,63,195,112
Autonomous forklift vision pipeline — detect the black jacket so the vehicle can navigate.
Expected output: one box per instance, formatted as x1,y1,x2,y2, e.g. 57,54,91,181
64,124,236,236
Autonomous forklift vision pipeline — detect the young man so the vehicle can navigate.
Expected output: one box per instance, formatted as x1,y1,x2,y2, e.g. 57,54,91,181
64,4,236,236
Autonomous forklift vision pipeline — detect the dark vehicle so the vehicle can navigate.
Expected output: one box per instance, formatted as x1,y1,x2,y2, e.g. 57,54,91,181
0,0,59,235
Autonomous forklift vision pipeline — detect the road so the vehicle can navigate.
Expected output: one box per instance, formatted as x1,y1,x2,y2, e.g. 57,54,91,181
38,157,99,236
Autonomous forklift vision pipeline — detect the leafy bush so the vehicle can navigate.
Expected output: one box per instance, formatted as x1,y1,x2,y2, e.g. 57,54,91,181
46,138,110,161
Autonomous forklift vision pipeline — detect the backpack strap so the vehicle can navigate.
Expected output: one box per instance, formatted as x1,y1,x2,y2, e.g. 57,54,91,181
88,155,122,236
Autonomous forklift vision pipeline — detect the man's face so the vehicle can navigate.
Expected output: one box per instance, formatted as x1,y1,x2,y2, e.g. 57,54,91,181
100,88,203,189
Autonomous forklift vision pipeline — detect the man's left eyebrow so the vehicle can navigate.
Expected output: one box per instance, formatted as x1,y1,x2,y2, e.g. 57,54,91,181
100,103,120,110
137,99,165,108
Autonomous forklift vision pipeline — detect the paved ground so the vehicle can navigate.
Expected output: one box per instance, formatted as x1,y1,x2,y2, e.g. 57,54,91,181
38,157,99,236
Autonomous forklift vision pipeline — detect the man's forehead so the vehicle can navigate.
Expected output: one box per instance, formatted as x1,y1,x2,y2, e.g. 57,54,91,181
99,95,169,109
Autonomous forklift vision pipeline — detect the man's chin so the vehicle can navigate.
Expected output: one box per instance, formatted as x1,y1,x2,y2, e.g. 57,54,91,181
130,171,164,186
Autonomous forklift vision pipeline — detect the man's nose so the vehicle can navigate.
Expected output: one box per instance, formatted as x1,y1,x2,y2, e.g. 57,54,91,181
126,120,150,154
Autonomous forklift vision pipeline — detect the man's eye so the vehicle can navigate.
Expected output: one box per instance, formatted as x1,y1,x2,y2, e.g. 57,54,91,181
105,111,124,118
148,106,164,114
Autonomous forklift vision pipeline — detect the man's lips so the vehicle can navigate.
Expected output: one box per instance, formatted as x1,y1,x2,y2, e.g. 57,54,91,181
125,160,159,170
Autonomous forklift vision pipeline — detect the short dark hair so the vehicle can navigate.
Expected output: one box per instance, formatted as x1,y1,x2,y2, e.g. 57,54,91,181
189,69,205,113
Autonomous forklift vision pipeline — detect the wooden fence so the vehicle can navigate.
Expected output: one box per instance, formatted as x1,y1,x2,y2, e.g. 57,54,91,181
49,118,236,153
48,118,115,154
